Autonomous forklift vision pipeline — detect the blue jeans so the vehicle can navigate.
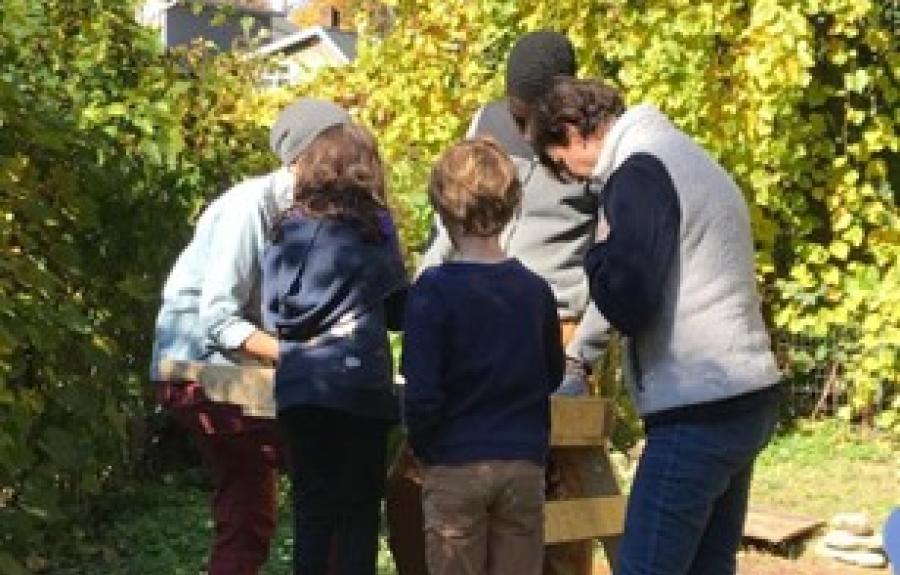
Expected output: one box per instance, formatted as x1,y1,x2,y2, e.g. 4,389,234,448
617,399,778,575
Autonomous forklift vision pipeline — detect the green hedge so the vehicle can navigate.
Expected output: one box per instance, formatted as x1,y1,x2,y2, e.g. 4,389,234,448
0,1,290,569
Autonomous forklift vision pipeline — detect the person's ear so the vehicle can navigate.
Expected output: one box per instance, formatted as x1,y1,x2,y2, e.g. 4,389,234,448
595,118,616,144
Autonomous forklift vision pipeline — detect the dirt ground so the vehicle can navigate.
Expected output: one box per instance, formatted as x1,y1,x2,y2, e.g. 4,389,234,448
736,548,887,574
591,547,889,574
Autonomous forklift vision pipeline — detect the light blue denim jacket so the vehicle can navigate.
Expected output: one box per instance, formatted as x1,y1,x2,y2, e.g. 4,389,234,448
150,168,294,379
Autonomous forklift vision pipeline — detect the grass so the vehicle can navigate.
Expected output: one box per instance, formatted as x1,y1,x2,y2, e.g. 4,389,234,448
750,419,898,527
47,418,897,574
48,471,396,575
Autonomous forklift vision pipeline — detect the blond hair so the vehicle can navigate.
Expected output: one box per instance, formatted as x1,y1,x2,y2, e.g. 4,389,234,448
429,137,521,237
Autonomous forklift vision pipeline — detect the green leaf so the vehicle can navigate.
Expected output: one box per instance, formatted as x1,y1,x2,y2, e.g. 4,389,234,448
844,69,871,93
106,103,127,117
37,426,81,470
829,241,850,260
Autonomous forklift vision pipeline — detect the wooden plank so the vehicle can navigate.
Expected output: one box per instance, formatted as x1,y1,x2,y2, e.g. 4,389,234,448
743,508,825,545
550,397,614,447
157,360,276,418
545,495,627,544
158,361,619,438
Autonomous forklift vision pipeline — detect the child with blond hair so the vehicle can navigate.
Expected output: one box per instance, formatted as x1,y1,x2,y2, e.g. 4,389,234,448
402,138,564,575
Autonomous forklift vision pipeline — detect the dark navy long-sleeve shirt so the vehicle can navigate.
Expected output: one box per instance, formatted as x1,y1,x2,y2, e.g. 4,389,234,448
584,153,681,337
401,259,564,465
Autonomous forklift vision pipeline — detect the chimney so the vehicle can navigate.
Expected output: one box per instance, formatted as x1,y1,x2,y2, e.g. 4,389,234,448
320,6,340,28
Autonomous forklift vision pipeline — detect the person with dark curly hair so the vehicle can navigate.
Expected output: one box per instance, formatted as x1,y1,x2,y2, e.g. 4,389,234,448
262,121,407,575
532,77,782,575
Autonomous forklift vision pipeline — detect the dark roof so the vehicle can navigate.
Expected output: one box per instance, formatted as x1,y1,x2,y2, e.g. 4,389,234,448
271,16,300,41
324,28,357,60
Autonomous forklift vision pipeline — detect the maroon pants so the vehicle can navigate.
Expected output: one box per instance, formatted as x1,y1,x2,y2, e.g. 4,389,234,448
157,381,284,575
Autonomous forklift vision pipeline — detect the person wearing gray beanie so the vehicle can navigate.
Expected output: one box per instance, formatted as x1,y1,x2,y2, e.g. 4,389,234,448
151,98,350,575
270,97,351,166
390,32,621,575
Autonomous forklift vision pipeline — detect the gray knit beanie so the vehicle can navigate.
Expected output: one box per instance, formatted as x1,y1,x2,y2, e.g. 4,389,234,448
506,31,577,104
270,98,351,165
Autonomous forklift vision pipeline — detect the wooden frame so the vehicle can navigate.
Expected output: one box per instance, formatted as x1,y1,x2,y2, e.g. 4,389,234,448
157,360,276,418
550,396,615,447
545,496,627,544
155,360,627,546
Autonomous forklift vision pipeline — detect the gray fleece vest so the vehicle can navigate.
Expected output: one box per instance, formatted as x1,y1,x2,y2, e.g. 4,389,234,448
593,104,780,415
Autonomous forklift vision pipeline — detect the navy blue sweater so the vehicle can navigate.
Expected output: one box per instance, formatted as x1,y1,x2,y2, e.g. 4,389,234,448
584,153,681,338
263,211,407,421
401,259,564,465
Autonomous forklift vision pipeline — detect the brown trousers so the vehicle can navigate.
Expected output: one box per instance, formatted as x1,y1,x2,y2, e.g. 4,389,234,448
386,320,603,575
422,461,544,575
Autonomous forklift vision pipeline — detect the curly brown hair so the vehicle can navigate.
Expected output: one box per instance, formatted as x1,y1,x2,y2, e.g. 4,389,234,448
532,77,625,180
291,122,388,241
429,137,521,238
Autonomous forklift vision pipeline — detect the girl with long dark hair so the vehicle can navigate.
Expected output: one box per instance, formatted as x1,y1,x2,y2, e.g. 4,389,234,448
263,122,407,575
